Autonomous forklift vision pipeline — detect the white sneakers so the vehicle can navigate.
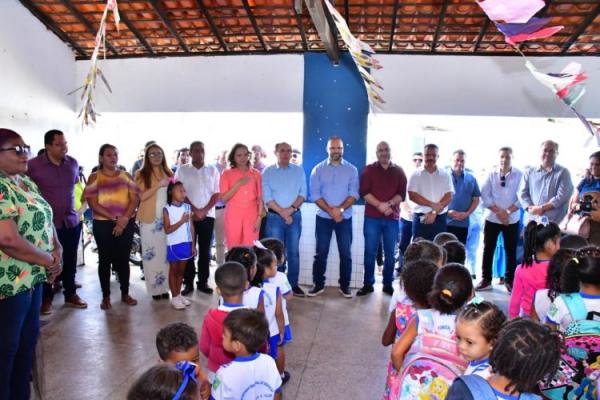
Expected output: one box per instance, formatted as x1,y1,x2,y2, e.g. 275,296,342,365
171,295,191,310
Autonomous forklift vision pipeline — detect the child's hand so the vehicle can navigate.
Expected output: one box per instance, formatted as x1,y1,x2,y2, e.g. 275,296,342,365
278,334,284,345
199,380,211,400
192,246,197,257
180,212,190,223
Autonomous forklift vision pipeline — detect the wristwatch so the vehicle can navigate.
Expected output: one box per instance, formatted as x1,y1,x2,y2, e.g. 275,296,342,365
291,205,298,211
340,207,345,213
432,210,437,215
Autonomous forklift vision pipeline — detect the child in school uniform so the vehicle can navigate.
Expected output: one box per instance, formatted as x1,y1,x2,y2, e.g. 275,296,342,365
225,246,265,313
128,363,201,400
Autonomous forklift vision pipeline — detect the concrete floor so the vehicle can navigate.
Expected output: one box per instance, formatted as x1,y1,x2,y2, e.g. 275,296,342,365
38,258,510,400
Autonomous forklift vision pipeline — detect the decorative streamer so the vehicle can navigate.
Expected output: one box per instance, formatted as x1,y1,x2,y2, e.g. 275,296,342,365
68,0,120,125
323,0,385,110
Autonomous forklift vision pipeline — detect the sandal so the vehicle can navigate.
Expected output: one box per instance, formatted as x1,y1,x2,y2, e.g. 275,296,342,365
100,297,112,310
121,295,138,306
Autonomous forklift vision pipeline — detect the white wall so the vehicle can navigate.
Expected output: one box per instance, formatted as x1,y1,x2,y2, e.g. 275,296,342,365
0,0,76,144
373,55,600,118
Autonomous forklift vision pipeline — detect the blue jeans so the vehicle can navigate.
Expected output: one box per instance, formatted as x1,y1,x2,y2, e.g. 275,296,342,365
264,211,302,287
0,283,42,400
412,213,447,241
398,218,413,269
363,217,399,287
312,216,352,288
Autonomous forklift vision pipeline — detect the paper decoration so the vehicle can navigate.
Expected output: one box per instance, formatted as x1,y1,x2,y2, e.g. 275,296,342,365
323,0,385,110
525,61,588,106
476,0,544,23
503,25,564,45
69,0,120,125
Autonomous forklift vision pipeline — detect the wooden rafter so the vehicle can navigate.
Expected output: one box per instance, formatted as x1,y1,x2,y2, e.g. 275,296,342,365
196,0,229,52
292,4,309,51
473,19,489,53
242,0,267,50
561,2,600,53
147,0,191,53
388,0,400,52
431,0,450,52
59,0,119,55
119,11,155,55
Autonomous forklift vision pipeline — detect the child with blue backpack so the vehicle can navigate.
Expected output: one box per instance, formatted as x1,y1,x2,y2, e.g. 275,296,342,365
447,318,562,400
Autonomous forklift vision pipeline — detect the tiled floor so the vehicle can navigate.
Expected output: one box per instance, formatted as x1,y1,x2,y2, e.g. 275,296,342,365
38,256,510,400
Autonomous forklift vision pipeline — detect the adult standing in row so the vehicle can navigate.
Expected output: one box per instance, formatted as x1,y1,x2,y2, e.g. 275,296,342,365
308,137,359,298
135,143,172,300
213,150,228,266
0,129,62,400
262,142,307,296
358,141,406,296
171,147,189,173
84,144,139,310
176,141,220,295
27,129,87,314
407,144,454,241
220,143,263,247
398,152,423,268
476,147,522,292
252,145,267,173
447,150,481,244
519,140,573,224
569,151,600,245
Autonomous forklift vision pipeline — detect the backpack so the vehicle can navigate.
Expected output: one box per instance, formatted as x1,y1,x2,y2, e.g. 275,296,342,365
457,375,540,400
541,293,600,400
397,310,467,400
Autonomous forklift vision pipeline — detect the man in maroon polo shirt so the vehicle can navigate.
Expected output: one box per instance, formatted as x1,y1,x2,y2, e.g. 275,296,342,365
28,130,87,314
358,141,407,296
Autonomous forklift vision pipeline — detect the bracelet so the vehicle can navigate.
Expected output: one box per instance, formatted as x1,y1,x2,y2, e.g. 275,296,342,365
291,205,298,211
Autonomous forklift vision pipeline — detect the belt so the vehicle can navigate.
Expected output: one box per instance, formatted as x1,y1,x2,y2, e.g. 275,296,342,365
268,209,298,215
215,205,226,210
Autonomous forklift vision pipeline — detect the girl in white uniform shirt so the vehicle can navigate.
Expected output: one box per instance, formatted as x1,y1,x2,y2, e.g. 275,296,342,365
224,247,265,313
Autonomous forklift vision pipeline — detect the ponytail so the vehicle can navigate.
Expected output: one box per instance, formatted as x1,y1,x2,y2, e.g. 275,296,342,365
522,220,561,267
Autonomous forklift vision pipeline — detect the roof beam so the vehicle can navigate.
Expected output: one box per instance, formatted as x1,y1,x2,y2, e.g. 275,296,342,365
388,0,400,52
473,19,489,52
292,5,309,51
431,0,450,53
147,0,191,53
242,0,267,50
58,0,119,55
305,0,340,62
560,2,600,54
19,0,87,58
119,11,154,54
196,0,229,52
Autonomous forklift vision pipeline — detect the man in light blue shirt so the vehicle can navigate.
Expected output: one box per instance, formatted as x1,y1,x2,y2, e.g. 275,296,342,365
308,137,359,298
262,142,307,296
518,140,573,224
447,150,481,245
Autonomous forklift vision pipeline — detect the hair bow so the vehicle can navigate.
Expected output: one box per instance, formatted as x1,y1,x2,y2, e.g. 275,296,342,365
469,295,484,305
172,361,197,400
253,240,267,250
168,176,178,184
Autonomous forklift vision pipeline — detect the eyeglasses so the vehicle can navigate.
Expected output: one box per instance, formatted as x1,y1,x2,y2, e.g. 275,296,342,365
500,175,506,187
148,152,163,158
0,145,31,156
413,158,423,163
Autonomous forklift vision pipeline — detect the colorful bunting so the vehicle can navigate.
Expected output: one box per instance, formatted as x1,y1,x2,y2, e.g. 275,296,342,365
476,0,544,23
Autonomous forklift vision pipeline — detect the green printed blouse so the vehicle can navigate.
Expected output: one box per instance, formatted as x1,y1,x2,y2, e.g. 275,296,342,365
0,174,54,299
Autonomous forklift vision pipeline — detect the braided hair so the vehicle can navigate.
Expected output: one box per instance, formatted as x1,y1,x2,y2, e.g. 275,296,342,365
560,246,600,290
522,221,561,267
457,301,506,343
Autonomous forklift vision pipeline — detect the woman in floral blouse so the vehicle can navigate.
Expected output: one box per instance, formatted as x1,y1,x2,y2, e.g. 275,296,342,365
0,128,62,400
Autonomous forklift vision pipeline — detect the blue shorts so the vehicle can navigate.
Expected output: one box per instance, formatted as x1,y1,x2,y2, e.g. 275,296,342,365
167,242,193,262
268,334,279,360
279,325,293,347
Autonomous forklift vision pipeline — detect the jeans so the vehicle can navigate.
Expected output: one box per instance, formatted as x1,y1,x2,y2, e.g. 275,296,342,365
264,211,302,287
363,217,399,287
412,213,447,241
93,219,134,298
481,221,519,284
312,216,352,288
398,218,413,269
43,223,82,301
447,226,468,244
0,283,42,400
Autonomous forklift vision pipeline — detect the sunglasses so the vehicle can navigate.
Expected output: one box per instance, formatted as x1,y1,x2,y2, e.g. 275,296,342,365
500,175,506,187
0,145,31,156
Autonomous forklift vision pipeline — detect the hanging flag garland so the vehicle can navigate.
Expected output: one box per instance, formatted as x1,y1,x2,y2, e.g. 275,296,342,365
323,0,385,111
68,0,120,125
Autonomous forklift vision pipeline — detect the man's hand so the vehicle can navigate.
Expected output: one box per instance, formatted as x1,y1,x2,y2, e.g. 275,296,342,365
528,205,544,216
450,210,468,221
46,248,63,283
494,209,509,225
424,212,436,225
330,207,342,220
194,208,208,221
431,202,444,214
279,207,293,219
284,215,293,225
376,201,391,214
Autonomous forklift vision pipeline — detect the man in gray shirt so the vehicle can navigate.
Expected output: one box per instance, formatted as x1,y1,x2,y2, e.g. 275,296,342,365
518,140,573,223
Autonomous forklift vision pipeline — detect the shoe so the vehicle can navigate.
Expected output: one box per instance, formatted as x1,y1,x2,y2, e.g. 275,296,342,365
197,285,214,295
161,293,170,299
171,296,186,310
292,286,306,297
471,274,477,280
40,300,53,315
356,285,374,297
498,277,505,285
505,282,513,293
121,295,138,306
178,295,191,306
52,282,62,294
64,294,87,309
281,371,291,386
181,285,194,296
339,286,353,298
100,297,112,310
382,285,394,296
307,285,325,297
475,280,492,291
152,295,162,301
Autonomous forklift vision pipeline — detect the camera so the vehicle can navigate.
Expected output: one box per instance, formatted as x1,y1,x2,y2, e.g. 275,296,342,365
579,194,596,215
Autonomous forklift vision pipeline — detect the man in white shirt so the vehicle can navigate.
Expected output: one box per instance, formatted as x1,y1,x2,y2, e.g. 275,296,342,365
175,141,220,295
407,144,454,241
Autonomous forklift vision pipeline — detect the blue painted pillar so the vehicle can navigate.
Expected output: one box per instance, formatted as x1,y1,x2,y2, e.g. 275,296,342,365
302,52,369,186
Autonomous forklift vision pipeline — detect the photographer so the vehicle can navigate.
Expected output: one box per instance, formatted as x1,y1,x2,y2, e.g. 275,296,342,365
569,150,600,245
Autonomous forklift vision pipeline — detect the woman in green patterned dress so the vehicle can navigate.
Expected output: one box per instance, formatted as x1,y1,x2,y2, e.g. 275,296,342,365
0,128,62,400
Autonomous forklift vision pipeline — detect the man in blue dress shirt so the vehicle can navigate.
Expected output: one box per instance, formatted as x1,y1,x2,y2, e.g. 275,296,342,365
308,137,359,298
447,149,481,245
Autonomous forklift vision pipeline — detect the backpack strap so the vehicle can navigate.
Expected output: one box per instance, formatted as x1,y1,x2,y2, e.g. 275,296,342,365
561,293,588,321
457,375,496,400
519,393,541,400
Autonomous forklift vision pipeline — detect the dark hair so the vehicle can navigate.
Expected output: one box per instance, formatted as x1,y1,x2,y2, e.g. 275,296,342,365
453,149,466,157
443,240,466,265
490,318,562,394
560,234,589,250
215,262,247,297
224,308,269,354
97,143,117,169
404,240,444,265
189,141,204,152
127,364,198,400
590,151,600,161
137,144,173,190
457,301,506,343
44,129,63,146
225,246,257,282
522,221,561,267
546,249,577,302
424,143,439,152
261,237,284,263
166,181,184,206
156,322,198,361
177,147,190,157
228,143,250,169
433,232,458,246
561,246,600,290
412,152,423,157
401,260,438,308
428,263,473,314
0,129,22,148
37,149,45,157
251,247,276,287
499,146,513,154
